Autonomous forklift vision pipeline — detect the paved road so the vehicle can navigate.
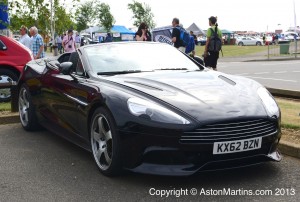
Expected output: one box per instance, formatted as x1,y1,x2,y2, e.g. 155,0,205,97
218,60,300,91
0,123,300,202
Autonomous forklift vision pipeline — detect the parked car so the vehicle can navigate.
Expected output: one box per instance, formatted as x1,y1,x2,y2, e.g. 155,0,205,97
282,32,300,41
197,36,207,46
236,36,263,46
0,35,33,102
18,42,281,176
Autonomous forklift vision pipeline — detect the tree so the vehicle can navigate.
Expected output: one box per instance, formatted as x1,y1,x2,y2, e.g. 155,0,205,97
54,5,75,34
75,0,97,32
97,3,115,32
2,0,75,37
127,0,155,29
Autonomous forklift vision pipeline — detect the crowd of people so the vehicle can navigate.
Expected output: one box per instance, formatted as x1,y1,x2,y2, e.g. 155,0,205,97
18,26,90,58
19,16,221,70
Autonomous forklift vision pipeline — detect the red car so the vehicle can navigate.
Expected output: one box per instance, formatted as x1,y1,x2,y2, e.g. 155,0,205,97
0,34,33,101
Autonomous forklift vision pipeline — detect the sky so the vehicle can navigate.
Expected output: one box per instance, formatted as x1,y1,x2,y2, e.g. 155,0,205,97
70,0,300,32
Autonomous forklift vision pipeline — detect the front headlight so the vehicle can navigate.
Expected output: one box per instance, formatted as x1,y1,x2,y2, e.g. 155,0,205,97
257,87,280,117
127,97,190,124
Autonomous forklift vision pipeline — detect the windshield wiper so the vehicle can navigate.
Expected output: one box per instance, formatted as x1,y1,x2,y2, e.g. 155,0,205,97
97,70,151,75
154,68,188,70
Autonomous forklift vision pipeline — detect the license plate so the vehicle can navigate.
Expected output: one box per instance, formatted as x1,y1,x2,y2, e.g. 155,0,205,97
213,137,262,154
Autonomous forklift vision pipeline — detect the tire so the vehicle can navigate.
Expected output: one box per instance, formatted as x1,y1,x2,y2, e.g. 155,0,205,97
90,107,122,176
238,42,244,46
0,69,18,102
256,42,262,46
18,84,40,131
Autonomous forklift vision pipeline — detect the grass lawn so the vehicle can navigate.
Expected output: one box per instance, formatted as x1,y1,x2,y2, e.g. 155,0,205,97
0,102,11,112
276,98,300,130
1,98,299,129
195,45,277,57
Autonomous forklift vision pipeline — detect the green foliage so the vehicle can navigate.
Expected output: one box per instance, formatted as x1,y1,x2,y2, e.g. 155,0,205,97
3,0,75,37
75,0,97,32
55,6,75,34
97,3,115,32
127,0,155,29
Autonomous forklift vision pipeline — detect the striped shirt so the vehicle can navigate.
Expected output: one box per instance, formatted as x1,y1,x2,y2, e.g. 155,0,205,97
31,34,45,58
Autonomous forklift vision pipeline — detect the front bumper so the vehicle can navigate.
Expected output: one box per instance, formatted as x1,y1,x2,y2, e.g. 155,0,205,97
118,124,281,176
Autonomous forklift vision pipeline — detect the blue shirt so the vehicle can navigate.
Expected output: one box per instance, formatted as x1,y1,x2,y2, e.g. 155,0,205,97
185,35,195,54
31,34,45,58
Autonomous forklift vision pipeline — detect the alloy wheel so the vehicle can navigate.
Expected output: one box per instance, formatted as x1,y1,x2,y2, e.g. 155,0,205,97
19,87,30,127
91,114,113,171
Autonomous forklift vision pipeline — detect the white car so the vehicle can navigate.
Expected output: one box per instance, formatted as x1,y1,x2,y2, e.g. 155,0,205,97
282,32,300,41
236,36,263,46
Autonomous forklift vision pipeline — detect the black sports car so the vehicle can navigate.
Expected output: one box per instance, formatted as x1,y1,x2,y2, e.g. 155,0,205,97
18,42,281,176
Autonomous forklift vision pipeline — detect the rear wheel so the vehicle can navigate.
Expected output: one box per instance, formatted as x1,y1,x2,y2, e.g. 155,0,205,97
238,42,244,46
0,69,18,102
18,84,39,131
256,42,262,46
90,107,122,176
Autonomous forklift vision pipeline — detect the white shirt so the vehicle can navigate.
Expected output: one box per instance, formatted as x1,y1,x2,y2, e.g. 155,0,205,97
19,34,32,49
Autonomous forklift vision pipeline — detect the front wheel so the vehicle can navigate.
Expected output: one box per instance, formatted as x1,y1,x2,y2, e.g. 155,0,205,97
256,42,262,46
238,42,243,46
90,107,122,176
18,84,39,131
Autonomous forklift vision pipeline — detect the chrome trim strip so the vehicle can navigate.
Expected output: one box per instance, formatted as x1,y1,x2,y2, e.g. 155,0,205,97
64,93,88,107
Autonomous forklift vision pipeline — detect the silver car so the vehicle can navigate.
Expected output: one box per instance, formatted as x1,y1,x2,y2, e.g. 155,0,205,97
236,37,263,46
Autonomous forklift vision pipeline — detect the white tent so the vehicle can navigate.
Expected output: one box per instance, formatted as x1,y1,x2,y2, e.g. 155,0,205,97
186,23,205,36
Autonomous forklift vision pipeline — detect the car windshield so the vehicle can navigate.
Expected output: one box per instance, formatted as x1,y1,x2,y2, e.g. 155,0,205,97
84,43,200,74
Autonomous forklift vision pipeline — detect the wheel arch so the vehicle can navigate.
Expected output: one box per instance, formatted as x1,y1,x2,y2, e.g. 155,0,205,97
87,101,115,138
0,65,21,78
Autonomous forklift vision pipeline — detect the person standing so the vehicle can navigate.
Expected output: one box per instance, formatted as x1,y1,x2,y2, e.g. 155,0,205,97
19,25,31,49
29,26,45,59
135,22,151,41
171,18,185,52
56,34,63,54
62,30,76,53
203,16,222,71
75,33,81,48
185,34,195,56
104,33,113,42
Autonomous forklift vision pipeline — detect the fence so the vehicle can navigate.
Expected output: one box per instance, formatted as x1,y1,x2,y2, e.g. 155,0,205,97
267,40,300,59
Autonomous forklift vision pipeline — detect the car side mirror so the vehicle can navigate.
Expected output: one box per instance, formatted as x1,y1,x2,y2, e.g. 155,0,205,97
58,62,73,75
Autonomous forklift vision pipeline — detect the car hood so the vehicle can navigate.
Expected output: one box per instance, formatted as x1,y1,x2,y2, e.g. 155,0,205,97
103,70,267,123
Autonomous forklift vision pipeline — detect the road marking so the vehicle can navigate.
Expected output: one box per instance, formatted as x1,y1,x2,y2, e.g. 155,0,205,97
261,62,300,66
245,76,297,83
234,73,249,76
273,71,287,74
292,71,300,73
254,72,269,75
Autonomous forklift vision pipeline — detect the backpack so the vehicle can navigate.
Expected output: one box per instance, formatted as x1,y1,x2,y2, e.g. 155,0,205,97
208,27,222,52
175,26,190,47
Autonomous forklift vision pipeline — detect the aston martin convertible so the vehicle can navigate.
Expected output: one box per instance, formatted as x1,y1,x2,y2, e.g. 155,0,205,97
18,42,281,176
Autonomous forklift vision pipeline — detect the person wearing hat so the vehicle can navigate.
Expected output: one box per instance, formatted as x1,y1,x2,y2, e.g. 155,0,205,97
204,16,222,71
19,25,31,49
62,29,76,53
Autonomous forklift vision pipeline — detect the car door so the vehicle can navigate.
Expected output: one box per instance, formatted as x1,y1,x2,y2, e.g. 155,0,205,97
40,56,98,140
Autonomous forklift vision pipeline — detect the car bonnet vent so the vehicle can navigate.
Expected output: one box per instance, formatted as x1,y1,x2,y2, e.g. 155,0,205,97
125,81,163,91
218,75,236,86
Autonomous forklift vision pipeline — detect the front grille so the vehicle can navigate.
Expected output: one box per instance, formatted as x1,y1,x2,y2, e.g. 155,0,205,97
180,119,278,144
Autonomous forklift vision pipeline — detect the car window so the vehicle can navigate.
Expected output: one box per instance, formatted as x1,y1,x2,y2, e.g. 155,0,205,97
75,58,86,77
84,43,200,73
0,40,7,50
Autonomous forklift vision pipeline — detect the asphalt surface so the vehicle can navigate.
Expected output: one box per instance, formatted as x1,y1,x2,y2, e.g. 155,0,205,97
217,60,300,91
0,123,300,202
